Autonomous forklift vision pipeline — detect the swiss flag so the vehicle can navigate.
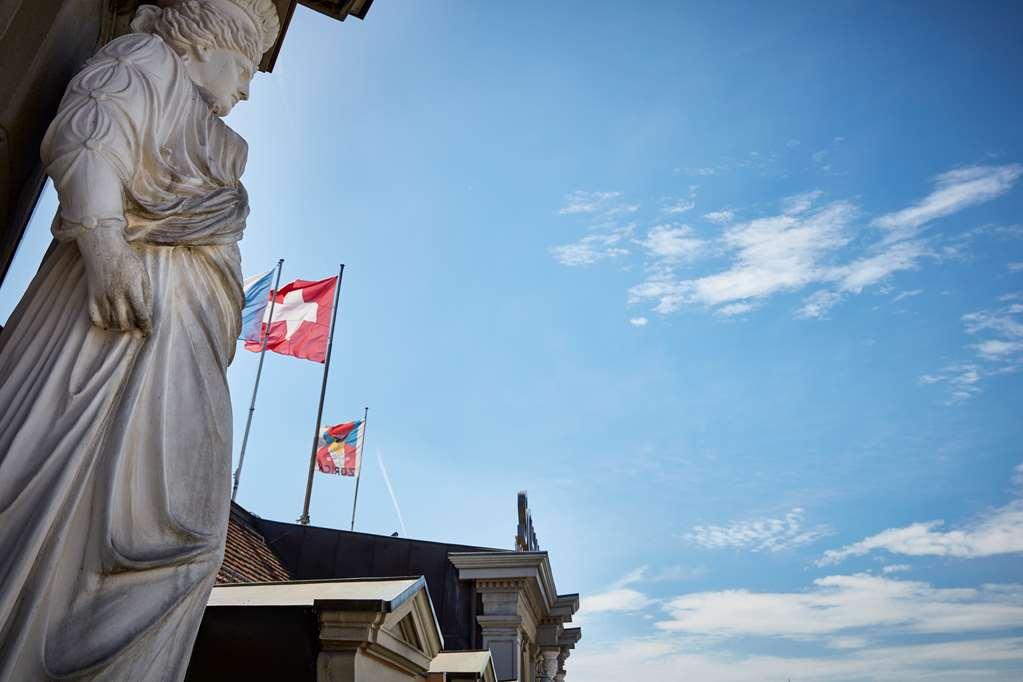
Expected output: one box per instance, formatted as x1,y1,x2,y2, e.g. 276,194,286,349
244,276,338,363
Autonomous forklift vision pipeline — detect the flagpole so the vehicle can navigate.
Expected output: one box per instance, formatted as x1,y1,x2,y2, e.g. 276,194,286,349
232,258,284,502
298,263,345,526
349,406,368,531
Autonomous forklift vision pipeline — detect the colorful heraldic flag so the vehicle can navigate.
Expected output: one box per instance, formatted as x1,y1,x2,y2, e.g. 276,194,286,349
243,276,338,363
316,420,364,476
239,268,275,343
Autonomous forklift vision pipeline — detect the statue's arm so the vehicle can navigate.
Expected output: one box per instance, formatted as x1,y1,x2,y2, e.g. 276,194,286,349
41,61,153,335
53,159,152,335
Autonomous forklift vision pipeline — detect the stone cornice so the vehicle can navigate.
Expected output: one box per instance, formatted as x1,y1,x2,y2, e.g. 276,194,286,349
551,593,580,621
559,627,582,649
448,551,558,618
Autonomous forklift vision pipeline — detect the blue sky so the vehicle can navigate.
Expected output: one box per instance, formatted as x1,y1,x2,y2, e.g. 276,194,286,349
3,1,1023,679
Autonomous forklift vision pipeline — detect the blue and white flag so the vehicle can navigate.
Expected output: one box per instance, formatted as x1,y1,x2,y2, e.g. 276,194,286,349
239,269,275,343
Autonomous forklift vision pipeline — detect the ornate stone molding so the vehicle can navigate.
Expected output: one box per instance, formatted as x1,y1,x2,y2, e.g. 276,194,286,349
449,551,581,681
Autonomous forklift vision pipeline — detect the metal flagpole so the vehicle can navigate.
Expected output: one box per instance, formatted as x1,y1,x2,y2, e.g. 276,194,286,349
298,263,345,526
232,258,284,502
349,406,368,531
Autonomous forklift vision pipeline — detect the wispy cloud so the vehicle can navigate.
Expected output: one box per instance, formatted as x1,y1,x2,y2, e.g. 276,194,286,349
570,634,1023,682
893,288,924,302
922,296,1023,402
620,564,709,585
795,290,842,319
873,164,1022,239
629,316,648,327
819,462,1023,566
819,503,1023,565
684,507,833,553
663,200,695,214
657,574,1023,638
550,225,633,266
631,196,856,314
577,587,656,617
578,567,665,618
703,209,734,225
717,302,756,317
558,190,637,216
640,224,704,263
557,163,1020,320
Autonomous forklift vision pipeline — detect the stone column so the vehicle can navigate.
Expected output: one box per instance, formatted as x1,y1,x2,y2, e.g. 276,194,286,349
477,612,524,681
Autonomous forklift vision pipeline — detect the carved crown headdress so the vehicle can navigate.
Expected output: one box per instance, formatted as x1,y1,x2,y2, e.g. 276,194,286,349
213,0,281,55
132,0,281,65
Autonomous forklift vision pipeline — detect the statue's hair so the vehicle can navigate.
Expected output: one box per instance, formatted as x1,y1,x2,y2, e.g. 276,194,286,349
131,0,280,65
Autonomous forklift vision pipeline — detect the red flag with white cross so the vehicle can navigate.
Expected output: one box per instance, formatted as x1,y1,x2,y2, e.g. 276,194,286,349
243,275,338,363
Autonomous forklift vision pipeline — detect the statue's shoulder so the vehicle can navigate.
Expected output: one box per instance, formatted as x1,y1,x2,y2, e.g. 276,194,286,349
56,32,190,129
43,32,187,173
82,33,179,84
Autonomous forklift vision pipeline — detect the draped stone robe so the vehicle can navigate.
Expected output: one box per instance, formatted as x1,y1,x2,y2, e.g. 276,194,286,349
0,31,247,681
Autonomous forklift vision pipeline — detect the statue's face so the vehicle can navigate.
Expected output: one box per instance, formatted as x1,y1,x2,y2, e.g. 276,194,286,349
186,47,255,117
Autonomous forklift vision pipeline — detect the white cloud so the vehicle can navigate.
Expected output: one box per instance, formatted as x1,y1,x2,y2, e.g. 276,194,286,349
577,587,656,617
674,199,855,310
1009,262,1023,272
882,563,911,574
818,501,1023,566
550,226,632,266
618,564,708,586
893,288,925,302
962,304,1023,338
557,163,1022,319
558,190,627,215
628,276,689,315
786,139,801,148
657,573,1023,638
684,507,833,553
922,297,1023,401
782,190,824,215
640,224,703,262
716,302,755,317
796,290,842,319
820,463,1023,565
663,200,695,215
873,164,1022,237
703,210,734,225
827,239,928,293
629,316,648,327
920,363,983,404
975,339,1023,360
569,635,1023,682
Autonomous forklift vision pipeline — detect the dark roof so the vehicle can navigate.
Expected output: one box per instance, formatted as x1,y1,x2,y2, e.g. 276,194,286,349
256,518,499,651
226,505,506,651
216,504,292,584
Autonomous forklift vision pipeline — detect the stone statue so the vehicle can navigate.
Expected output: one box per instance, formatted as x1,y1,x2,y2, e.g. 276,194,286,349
0,1,279,679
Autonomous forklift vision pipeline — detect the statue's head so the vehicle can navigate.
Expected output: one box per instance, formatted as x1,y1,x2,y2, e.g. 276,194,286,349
131,0,281,116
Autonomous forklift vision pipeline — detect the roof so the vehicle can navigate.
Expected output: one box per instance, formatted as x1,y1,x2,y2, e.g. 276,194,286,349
209,576,424,611
216,504,292,584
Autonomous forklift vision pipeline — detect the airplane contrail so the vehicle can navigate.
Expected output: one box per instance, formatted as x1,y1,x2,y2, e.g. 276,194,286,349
376,448,407,536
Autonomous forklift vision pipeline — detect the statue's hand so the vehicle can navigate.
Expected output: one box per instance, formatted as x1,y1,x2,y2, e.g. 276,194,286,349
77,228,153,336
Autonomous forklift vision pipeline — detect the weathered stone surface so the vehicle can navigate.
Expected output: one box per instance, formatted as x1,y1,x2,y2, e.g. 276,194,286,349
0,2,278,679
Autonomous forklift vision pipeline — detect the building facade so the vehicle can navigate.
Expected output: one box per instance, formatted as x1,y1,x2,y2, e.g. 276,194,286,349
190,493,581,681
